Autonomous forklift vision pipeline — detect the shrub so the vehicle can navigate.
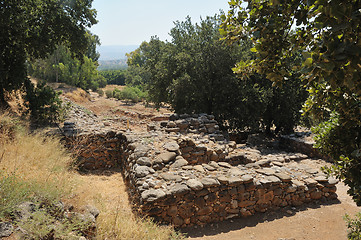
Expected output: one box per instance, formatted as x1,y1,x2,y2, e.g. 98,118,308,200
24,81,64,124
345,213,361,239
105,89,113,98
113,88,122,100
119,87,140,103
111,86,147,103
97,89,104,97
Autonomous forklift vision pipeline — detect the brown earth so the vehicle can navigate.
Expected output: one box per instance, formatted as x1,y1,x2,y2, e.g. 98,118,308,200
60,87,361,240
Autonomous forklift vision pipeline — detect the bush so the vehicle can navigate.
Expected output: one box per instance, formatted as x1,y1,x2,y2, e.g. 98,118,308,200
97,89,104,97
345,213,361,239
24,81,65,124
113,88,122,100
111,86,147,103
119,87,140,103
105,89,113,98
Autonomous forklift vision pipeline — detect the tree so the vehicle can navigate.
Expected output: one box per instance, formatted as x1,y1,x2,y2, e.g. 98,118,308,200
0,0,97,108
127,15,306,133
99,70,126,85
221,0,361,204
29,41,107,91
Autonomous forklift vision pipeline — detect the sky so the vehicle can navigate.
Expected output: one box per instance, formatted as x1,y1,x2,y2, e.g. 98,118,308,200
90,0,231,46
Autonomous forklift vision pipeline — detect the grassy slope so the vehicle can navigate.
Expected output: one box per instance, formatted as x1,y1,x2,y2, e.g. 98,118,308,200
0,112,183,239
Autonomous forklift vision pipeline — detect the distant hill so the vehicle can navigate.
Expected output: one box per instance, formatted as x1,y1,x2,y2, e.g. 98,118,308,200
98,45,139,61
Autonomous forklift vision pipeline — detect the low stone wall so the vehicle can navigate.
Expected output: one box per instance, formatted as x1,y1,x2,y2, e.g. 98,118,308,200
64,131,127,170
123,140,338,227
280,133,327,160
63,112,338,227
157,113,225,141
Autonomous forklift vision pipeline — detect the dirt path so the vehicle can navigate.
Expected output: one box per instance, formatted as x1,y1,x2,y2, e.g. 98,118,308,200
183,182,360,240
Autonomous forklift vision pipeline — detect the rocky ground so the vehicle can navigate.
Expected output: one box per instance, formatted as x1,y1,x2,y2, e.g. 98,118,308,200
58,87,360,240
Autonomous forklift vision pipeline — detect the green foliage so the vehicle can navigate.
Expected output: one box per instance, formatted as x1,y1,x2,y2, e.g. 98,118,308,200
29,41,107,91
127,15,306,133
221,0,361,203
0,0,97,122
97,89,104,97
99,70,126,85
24,81,65,124
105,90,113,98
97,60,128,71
112,87,147,103
345,213,361,240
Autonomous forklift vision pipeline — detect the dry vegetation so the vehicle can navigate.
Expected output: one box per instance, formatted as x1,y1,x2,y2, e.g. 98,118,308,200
0,112,183,239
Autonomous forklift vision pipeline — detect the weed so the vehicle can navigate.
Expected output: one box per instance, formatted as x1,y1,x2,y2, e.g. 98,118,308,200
345,213,361,239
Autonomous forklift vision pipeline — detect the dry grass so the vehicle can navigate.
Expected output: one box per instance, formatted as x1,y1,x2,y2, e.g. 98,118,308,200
64,88,91,103
0,113,76,198
101,84,125,93
0,112,183,240
67,173,182,240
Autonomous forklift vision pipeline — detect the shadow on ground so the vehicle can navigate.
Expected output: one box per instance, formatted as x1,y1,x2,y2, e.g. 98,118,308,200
77,168,123,176
180,198,341,238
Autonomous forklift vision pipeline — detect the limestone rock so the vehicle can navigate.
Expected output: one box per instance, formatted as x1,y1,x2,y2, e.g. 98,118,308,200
218,162,232,168
163,142,180,152
200,177,220,187
160,173,182,182
217,176,229,184
241,174,253,183
135,166,152,178
141,189,166,202
186,179,204,191
156,152,177,164
170,158,188,169
0,222,13,238
193,165,205,173
315,176,328,182
169,184,190,195
274,173,292,182
136,157,152,166
15,202,36,221
327,177,339,186
84,205,100,218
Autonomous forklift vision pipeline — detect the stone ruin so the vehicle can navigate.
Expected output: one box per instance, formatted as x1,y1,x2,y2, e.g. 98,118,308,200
61,106,338,227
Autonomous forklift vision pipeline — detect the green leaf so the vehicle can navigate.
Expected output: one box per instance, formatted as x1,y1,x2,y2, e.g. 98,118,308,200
250,47,257,53
304,58,313,67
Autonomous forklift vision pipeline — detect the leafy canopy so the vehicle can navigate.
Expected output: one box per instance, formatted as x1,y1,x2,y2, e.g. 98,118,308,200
221,0,361,204
126,15,307,133
0,0,97,121
29,33,107,92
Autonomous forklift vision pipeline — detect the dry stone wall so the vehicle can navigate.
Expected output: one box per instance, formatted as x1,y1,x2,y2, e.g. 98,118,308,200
62,109,339,227
123,138,338,227
64,131,127,170
280,132,327,159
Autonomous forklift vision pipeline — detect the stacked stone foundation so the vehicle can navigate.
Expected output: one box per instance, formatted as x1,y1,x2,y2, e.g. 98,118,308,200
64,131,127,170
63,114,339,227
